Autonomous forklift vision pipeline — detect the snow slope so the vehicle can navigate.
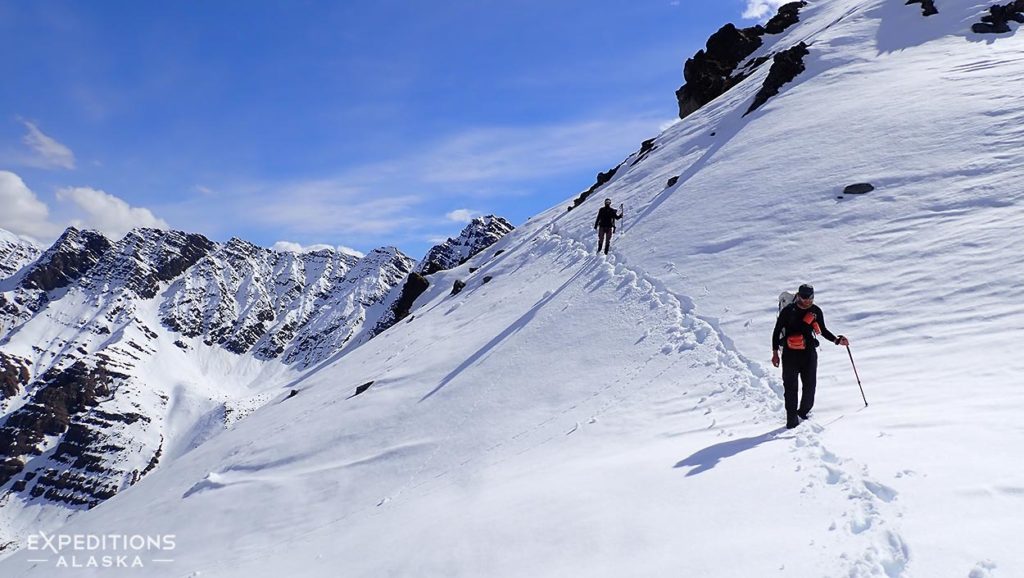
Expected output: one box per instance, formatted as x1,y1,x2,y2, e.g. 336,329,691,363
3,0,1023,576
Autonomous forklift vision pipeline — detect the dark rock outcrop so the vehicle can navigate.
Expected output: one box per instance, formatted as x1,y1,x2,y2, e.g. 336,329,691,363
745,42,810,116
906,0,939,16
385,273,430,328
675,2,807,119
0,352,30,400
569,165,621,210
0,360,119,487
972,1,1024,33
21,228,112,292
451,279,466,296
765,1,808,32
631,139,658,167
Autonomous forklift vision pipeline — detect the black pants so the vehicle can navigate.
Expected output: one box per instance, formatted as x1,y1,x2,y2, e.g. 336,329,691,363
597,227,614,254
782,349,817,419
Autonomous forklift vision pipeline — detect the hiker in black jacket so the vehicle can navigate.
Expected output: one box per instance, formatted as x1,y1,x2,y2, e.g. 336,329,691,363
593,198,623,255
771,284,849,429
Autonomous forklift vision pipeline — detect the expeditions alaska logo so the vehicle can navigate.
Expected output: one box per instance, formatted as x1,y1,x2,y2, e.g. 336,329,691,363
25,532,176,569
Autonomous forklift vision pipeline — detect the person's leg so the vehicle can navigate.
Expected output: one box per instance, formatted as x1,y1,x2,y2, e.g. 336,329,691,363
797,351,818,418
782,354,800,428
599,228,612,254
597,228,605,253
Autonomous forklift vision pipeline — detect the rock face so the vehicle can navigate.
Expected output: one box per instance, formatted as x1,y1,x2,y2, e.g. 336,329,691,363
0,230,40,280
745,42,810,115
0,226,416,543
159,240,414,366
418,216,514,276
675,2,807,119
972,1,1024,33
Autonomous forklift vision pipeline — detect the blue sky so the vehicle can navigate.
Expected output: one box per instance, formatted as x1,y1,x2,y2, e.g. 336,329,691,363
1,0,782,258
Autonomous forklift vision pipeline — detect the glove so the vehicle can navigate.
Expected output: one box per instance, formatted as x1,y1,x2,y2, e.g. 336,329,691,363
835,335,849,346
771,352,780,368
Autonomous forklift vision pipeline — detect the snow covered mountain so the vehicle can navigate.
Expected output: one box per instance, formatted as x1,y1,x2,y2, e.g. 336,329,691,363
0,231,39,281
417,215,514,276
0,222,511,552
4,0,1024,576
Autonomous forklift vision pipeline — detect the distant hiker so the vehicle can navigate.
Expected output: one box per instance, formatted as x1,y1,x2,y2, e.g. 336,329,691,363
771,284,849,429
593,198,624,255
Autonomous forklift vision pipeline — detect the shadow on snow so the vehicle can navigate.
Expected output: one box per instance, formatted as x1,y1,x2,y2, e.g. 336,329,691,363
674,427,787,476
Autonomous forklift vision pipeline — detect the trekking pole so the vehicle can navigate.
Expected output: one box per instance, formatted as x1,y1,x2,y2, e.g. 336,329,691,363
846,345,868,407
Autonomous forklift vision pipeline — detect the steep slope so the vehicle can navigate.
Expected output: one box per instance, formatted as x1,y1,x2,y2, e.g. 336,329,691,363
0,230,39,281
4,0,1024,576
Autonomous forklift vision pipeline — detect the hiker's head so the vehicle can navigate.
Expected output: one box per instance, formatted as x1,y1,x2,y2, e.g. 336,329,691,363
604,198,612,206
797,283,814,306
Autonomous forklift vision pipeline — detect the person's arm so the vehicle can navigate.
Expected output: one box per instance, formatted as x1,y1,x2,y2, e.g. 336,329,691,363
594,211,600,229
771,309,786,366
816,307,849,345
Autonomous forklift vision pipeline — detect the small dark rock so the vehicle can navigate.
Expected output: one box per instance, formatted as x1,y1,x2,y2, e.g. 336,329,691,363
482,276,493,284
494,250,505,257
451,279,466,296
286,389,299,400
468,267,478,273
354,381,374,396
843,183,875,195
667,176,680,188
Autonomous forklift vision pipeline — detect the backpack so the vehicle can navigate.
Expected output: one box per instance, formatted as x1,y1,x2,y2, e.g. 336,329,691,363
778,290,796,312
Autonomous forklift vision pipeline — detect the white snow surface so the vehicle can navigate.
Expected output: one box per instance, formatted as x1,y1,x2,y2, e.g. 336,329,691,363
4,1,1024,576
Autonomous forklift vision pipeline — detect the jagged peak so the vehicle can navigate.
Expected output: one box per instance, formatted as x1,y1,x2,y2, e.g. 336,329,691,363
417,215,514,276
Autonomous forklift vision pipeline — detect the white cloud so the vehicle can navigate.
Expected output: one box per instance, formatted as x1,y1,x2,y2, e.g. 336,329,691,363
272,241,305,253
418,117,662,186
0,171,63,239
56,186,169,238
20,121,76,170
272,240,366,258
445,209,479,223
742,0,787,20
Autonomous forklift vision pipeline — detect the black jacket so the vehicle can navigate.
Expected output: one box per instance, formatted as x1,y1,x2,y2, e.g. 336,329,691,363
772,303,838,352
594,206,623,229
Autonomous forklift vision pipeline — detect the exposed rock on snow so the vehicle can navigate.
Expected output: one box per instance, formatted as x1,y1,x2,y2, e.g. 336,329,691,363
843,183,876,195
373,272,429,333
972,1,1024,33
569,164,621,210
675,2,807,120
745,42,810,115
906,0,939,16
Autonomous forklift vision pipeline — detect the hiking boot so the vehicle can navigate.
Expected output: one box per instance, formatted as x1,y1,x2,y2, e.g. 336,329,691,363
797,411,810,420
786,414,799,429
